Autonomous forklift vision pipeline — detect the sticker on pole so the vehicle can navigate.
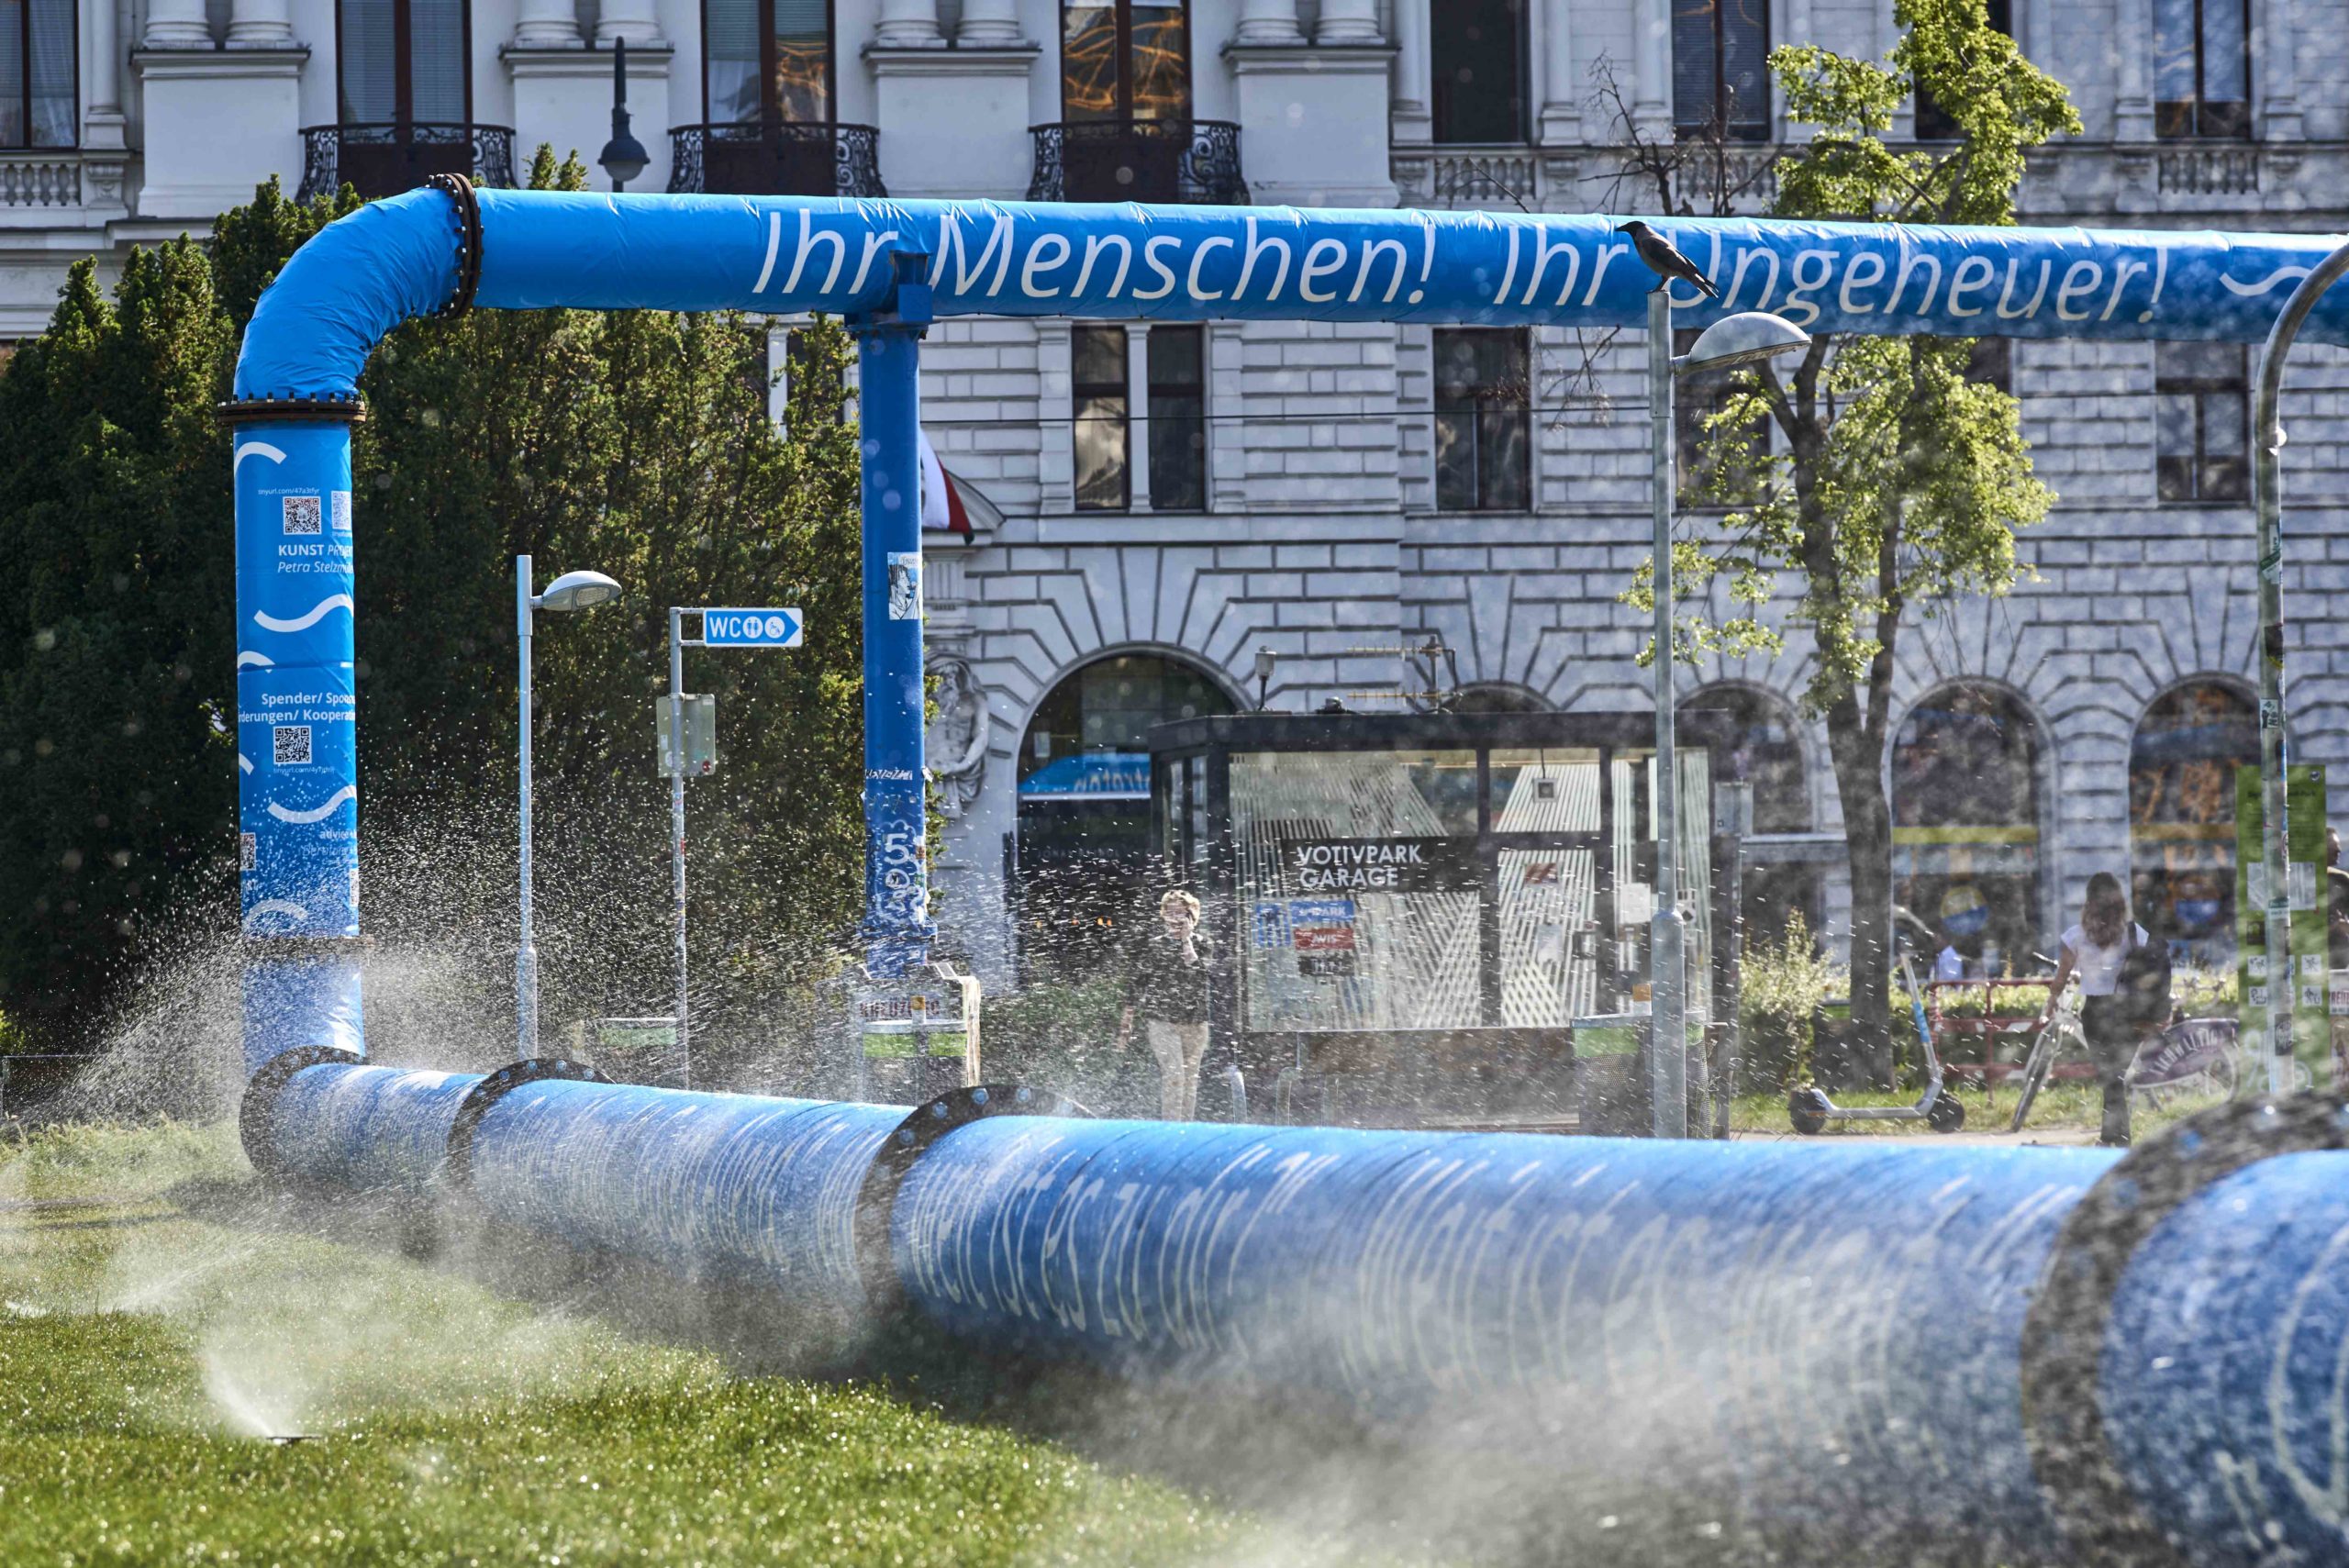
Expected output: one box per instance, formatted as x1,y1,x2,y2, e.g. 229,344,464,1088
699,607,803,648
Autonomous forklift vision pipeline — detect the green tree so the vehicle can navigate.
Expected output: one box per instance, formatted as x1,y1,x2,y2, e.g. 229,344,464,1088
0,159,867,1058
1627,0,2080,1055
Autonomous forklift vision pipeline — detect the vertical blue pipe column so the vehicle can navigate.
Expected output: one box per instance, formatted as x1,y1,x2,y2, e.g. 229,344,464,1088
231,416,365,1073
852,253,936,980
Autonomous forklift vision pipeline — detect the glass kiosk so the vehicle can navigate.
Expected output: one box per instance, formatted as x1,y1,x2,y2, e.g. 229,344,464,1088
1147,710,1734,1129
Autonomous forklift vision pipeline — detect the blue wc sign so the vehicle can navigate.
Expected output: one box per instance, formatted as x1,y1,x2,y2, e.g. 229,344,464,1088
699,606,804,647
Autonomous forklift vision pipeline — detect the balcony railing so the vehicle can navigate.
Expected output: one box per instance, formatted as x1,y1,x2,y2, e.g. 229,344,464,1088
296,123,518,205
666,123,886,197
1,152,83,209
1027,120,1247,205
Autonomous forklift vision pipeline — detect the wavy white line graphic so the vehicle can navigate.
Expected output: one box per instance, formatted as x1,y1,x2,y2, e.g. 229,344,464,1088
2222,264,2315,297
245,899,311,925
236,650,274,669
233,440,287,474
252,595,354,634
267,784,357,824
238,753,254,773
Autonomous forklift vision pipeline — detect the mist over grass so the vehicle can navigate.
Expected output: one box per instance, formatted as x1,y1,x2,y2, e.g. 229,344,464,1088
0,1123,1291,1568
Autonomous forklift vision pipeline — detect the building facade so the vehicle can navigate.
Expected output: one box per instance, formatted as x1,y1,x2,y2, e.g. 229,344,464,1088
7,0,2348,984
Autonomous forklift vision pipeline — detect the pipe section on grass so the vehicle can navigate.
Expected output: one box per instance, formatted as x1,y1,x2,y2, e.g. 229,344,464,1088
263,1062,481,1195
245,1054,2349,1565
2101,1150,2349,1564
885,1116,2349,1564
461,1080,906,1313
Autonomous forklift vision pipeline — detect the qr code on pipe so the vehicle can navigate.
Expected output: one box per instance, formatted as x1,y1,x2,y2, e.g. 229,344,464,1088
239,833,255,873
282,495,322,536
331,491,351,531
273,725,313,766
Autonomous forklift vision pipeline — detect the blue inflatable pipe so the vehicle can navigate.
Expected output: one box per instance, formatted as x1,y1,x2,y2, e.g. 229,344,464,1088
244,1058,2349,1567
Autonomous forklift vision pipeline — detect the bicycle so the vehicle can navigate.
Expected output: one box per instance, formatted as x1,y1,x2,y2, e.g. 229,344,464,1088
2006,995,2084,1134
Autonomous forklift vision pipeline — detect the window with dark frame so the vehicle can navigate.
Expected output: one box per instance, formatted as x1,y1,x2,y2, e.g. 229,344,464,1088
1672,0,1770,142
2,0,74,149
338,0,471,126
1061,0,1190,123
1673,328,1768,506
1430,0,1526,145
1073,326,1131,513
704,0,833,125
1147,326,1207,513
2155,341,2249,503
1965,337,2014,395
1433,329,1531,513
2154,0,2251,139
1913,0,2010,141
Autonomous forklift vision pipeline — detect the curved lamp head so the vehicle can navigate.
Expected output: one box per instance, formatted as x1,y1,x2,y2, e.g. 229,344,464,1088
598,132,650,190
536,570,624,613
1675,311,1813,376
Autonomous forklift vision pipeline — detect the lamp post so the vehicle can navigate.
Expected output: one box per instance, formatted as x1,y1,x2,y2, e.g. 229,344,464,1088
2251,239,2349,1091
517,554,623,1057
596,37,651,193
1644,295,1812,1138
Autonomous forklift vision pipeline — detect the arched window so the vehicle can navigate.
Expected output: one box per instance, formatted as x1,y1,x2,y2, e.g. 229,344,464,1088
1685,684,1816,946
4,0,76,149
1451,684,1548,714
1891,684,2042,973
2131,681,2257,962
1015,653,1233,978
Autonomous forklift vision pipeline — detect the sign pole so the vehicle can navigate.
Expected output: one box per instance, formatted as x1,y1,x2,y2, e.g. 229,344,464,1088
1648,288,1688,1139
518,555,540,1058
669,606,690,1088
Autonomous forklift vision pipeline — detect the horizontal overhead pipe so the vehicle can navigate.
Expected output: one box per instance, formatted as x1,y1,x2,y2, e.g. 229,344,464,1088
242,1055,2349,1567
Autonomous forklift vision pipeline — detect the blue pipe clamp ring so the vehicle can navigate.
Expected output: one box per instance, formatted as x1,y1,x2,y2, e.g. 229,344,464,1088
239,1044,365,1185
852,1084,1087,1312
442,1057,616,1193
2020,1089,2349,1566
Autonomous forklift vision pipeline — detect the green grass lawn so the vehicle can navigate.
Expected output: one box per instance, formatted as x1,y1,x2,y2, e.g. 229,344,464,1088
0,1121,1271,1567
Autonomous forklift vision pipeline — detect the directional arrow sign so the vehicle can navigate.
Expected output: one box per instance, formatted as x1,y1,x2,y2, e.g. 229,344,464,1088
699,607,803,648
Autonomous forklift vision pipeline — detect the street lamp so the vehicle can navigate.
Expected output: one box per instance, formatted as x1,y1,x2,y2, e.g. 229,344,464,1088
2250,240,2349,1090
596,37,651,193
1643,290,1811,1139
517,554,623,1057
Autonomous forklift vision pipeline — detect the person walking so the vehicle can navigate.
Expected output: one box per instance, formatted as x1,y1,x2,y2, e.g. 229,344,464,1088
2041,872,2165,1146
1119,889,1216,1119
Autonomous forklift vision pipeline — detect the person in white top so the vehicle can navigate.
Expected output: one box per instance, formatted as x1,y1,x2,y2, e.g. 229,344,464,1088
2040,871,2153,1145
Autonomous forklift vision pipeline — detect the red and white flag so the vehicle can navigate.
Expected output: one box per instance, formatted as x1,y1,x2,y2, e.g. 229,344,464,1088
918,428,971,536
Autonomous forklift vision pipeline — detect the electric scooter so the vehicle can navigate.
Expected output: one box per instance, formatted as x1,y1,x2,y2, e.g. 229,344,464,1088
1787,950,1966,1135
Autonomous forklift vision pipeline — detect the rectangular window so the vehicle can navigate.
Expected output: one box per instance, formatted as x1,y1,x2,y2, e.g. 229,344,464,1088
1914,0,2009,141
1073,326,1130,513
1061,0,1189,122
1966,337,2014,395
1147,326,1206,512
2154,0,2251,139
337,0,470,125
2155,341,2249,503
773,0,830,121
1673,0,1770,141
2,0,75,148
1433,329,1531,513
1431,0,1525,144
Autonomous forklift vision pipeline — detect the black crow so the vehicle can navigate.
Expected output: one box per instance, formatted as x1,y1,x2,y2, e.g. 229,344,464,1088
1615,220,1720,300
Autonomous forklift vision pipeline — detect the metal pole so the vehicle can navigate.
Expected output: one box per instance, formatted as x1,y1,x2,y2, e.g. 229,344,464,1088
2252,239,2349,1092
1648,289,1687,1138
669,606,690,1088
516,554,539,1058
